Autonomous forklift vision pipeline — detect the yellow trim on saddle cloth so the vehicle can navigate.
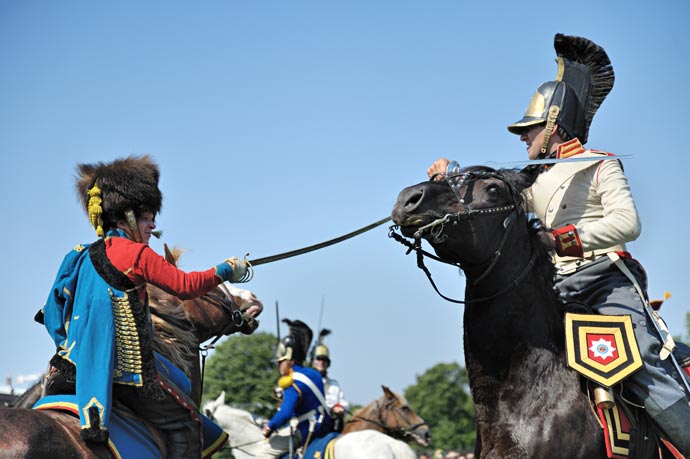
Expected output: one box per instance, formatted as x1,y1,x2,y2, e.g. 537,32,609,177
82,397,106,429
598,405,631,458
565,313,643,387
324,438,337,459
202,430,229,459
34,399,123,458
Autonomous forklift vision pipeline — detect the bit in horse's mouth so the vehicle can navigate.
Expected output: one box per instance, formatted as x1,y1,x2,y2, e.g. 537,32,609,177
396,213,443,237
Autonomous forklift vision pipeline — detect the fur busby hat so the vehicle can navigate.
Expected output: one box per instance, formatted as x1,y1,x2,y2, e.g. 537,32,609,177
276,319,313,365
75,155,163,238
508,34,615,150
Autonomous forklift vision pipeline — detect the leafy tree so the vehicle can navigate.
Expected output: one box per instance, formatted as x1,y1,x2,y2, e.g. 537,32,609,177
404,362,476,453
201,331,280,420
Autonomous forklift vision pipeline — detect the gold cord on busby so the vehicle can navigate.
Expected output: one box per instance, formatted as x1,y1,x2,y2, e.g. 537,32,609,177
76,155,163,239
87,181,104,237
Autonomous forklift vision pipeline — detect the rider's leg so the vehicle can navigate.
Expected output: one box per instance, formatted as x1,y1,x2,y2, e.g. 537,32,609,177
555,256,690,455
114,379,202,459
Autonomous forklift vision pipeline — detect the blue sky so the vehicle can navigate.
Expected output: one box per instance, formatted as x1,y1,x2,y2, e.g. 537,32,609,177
2,1,689,406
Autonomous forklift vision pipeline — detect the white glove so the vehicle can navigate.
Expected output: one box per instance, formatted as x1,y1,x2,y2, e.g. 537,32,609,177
224,257,251,283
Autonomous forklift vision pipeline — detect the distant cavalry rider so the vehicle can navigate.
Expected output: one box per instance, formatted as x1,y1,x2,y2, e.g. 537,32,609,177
39,155,252,458
310,330,349,432
427,34,690,454
258,319,333,459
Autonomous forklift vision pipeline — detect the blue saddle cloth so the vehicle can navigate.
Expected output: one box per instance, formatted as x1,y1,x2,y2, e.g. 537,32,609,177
33,394,228,459
279,432,339,459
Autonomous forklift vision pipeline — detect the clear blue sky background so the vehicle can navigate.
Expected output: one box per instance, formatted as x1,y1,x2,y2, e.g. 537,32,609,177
2,1,689,406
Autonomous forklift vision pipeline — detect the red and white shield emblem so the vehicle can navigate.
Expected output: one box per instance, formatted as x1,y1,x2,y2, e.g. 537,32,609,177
565,313,643,387
587,334,619,363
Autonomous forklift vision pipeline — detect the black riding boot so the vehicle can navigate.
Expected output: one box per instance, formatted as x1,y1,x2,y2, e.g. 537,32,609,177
653,398,690,456
114,383,202,459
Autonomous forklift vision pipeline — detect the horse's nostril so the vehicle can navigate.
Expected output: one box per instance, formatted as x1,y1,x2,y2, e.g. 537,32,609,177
403,189,424,211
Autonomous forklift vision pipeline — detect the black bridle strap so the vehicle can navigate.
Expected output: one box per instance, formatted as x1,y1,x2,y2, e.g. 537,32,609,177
346,399,427,439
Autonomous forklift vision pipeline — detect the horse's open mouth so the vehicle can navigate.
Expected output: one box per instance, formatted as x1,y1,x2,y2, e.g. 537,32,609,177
394,213,443,238
408,430,431,447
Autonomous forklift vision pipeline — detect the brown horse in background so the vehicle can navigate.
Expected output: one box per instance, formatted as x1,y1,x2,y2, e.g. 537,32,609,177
343,385,430,447
0,245,263,459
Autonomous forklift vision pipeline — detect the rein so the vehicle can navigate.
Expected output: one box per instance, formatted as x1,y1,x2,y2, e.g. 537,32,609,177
390,171,537,304
196,284,246,398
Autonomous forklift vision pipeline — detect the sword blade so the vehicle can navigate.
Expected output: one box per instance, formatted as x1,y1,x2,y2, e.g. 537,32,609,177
485,154,635,168
248,216,392,267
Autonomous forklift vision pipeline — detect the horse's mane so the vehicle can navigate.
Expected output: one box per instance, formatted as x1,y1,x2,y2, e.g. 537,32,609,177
148,246,198,377
9,378,44,408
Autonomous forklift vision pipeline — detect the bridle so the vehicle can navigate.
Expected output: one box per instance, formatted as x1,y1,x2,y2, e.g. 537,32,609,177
389,169,538,304
348,396,428,443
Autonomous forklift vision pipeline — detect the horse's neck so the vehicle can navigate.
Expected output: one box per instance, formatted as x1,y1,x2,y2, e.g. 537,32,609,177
351,401,383,429
214,406,263,458
463,233,565,379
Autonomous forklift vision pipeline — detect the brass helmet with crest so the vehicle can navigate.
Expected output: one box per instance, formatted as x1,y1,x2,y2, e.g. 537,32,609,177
75,155,163,242
507,34,615,154
313,328,332,364
275,319,313,365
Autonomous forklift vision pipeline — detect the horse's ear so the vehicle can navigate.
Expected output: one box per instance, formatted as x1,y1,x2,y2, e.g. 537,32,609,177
164,243,177,266
216,391,226,405
516,164,540,191
382,385,394,398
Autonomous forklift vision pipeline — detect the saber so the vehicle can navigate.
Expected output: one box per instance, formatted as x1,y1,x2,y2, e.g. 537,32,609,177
247,216,391,267
484,154,635,169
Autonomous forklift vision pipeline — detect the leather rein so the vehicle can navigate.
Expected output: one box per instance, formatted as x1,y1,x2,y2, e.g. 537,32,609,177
389,170,538,304
347,397,428,441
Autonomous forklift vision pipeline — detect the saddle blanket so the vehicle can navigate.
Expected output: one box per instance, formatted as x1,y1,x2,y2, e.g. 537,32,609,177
33,394,228,459
280,432,339,459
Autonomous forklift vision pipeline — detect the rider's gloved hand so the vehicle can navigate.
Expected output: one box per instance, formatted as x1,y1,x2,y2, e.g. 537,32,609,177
215,257,250,283
261,424,273,438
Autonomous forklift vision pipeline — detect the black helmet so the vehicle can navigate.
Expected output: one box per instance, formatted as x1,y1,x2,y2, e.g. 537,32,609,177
275,319,313,365
508,34,614,150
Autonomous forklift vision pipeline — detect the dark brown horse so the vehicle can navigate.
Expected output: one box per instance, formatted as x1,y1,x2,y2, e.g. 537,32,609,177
0,246,263,459
391,166,609,458
343,385,430,447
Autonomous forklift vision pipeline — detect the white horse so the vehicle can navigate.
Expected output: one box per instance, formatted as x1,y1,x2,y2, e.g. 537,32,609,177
203,392,417,459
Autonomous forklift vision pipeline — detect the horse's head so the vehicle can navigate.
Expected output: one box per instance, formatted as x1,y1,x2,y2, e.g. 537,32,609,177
373,385,431,446
391,165,539,268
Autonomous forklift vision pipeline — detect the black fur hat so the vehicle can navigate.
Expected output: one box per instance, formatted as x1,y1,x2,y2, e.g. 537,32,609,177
75,155,163,236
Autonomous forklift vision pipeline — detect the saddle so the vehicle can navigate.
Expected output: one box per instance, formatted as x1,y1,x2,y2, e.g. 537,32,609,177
33,393,228,459
565,312,690,459
278,432,340,459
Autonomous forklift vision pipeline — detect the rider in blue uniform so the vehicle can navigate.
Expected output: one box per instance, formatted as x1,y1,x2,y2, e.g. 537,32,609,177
257,319,332,459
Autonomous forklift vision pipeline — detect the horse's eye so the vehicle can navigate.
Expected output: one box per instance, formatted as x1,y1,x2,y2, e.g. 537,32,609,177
486,184,500,195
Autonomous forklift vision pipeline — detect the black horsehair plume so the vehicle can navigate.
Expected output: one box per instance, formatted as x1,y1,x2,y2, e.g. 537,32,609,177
318,328,331,345
554,33,615,144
